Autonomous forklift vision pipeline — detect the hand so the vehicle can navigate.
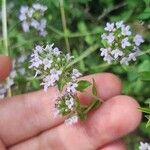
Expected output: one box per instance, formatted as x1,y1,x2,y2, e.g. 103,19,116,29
0,55,141,150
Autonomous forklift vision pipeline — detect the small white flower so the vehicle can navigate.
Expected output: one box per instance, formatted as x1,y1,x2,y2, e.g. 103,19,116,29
121,25,131,36
133,34,144,46
111,49,124,59
44,43,54,52
121,37,131,48
41,75,55,91
35,45,43,53
128,52,139,61
20,6,29,14
22,21,30,32
104,23,115,32
31,19,39,29
66,54,74,61
65,115,78,125
100,48,109,57
101,33,107,40
106,33,115,44
29,56,42,68
71,69,82,80
104,55,113,64
32,3,47,12
53,47,61,56
120,57,129,65
139,142,150,150
65,97,74,110
50,69,62,81
116,21,124,29
43,58,53,70
66,82,78,93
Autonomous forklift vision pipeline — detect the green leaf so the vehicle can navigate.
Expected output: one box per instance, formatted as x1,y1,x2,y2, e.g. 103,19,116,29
138,7,150,20
101,40,108,47
92,79,97,96
146,117,150,128
139,71,150,81
76,80,92,92
139,107,150,114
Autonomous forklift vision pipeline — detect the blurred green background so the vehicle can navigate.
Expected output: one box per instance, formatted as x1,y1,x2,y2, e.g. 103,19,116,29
0,0,150,149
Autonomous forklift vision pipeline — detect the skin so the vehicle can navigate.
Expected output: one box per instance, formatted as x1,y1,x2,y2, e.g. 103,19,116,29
0,55,141,150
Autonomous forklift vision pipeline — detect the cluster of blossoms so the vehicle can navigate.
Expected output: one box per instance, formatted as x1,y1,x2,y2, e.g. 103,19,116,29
29,44,86,124
139,142,150,150
100,21,144,65
19,3,47,36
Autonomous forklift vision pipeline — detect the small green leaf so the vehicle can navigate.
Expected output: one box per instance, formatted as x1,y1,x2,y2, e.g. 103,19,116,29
76,80,92,92
92,79,97,96
145,116,150,128
101,40,108,47
90,99,100,110
139,71,150,81
139,107,150,114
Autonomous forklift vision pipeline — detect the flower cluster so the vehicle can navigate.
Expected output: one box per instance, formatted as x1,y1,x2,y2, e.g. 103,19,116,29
139,142,150,150
29,43,100,125
19,3,47,36
100,21,144,65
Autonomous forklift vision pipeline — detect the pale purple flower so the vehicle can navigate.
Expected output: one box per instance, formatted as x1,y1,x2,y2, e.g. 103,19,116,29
100,48,110,57
104,55,113,64
65,97,74,110
106,33,115,44
121,25,131,36
66,82,78,93
53,47,61,56
22,21,30,32
104,23,115,32
111,49,124,59
116,21,124,29
121,37,131,48
71,69,82,79
43,58,53,70
120,57,129,65
133,34,144,46
139,142,150,150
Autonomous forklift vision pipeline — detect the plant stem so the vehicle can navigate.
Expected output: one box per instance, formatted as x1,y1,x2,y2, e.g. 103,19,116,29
2,0,12,97
59,0,70,53
67,44,99,68
2,0,9,56
84,99,100,114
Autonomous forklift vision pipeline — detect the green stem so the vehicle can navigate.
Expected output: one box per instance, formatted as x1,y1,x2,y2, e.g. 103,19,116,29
84,99,100,114
139,49,150,56
2,0,9,55
47,25,63,36
2,0,12,97
67,44,99,68
59,0,70,53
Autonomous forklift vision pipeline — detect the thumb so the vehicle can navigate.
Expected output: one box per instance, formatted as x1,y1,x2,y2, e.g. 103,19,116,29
0,55,12,81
